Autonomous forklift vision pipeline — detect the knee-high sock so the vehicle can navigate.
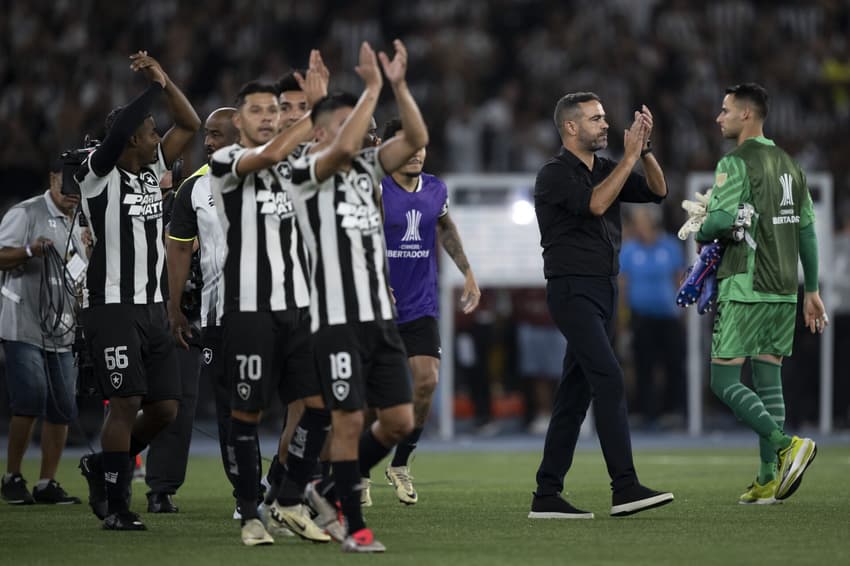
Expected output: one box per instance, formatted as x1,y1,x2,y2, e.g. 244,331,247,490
358,427,392,479
229,418,259,521
102,451,131,515
752,359,786,482
276,409,330,506
709,363,790,451
391,427,423,467
334,460,366,535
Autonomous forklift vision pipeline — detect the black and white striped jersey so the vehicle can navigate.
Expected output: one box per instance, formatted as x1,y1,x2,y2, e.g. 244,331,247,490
77,144,168,307
287,144,394,332
209,143,310,314
168,164,226,328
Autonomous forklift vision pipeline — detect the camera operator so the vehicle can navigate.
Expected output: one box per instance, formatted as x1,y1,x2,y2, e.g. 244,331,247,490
0,159,88,506
75,51,200,531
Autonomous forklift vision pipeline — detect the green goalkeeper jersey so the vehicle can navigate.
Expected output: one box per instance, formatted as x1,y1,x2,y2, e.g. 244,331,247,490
697,136,815,303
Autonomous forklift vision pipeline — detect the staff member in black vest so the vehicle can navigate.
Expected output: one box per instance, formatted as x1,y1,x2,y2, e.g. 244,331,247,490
528,92,673,519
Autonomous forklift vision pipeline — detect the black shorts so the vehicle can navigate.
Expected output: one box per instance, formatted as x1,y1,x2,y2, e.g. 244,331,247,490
81,303,180,401
313,320,413,411
397,316,441,359
222,309,320,413
201,325,226,406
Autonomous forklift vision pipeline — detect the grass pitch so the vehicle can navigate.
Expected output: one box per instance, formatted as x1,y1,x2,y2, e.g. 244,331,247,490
2,446,849,565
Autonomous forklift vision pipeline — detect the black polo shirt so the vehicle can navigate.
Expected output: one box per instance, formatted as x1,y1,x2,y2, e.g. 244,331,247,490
534,146,663,279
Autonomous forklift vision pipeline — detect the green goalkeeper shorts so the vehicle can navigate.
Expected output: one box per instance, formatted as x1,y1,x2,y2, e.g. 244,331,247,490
711,301,796,359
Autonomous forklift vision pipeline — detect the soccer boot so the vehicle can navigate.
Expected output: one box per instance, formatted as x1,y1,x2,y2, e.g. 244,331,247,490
268,501,331,543
304,481,346,542
676,241,723,307
360,478,372,507
385,465,418,505
776,436,817,500
738,478,781,505
102,510,147,531
696,268,719,314
341,528,386,553
241,518,274,546
79,454,108,519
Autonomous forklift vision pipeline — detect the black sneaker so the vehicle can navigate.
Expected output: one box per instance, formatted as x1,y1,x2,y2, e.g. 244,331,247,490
103,510,147,531
1,473,35,505
147,492,178,513
32,479,81,504
611,483,674,516
79,453,108,519
528,493,594,519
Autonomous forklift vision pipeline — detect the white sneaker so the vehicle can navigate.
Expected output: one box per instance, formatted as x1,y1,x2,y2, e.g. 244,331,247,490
258,502,294,537
269,501,331,543
360,478,372,507
241,518,274,546
385,465,418,505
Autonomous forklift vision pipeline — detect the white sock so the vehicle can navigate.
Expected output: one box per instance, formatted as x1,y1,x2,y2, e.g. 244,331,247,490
3,472,13,482
37,478,51,489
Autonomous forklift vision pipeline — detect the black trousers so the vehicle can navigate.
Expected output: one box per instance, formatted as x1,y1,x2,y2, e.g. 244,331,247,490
535,276,637,495
145,341,202,495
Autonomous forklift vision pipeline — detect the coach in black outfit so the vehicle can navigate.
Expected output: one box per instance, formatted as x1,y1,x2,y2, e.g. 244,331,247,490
528,92,673,519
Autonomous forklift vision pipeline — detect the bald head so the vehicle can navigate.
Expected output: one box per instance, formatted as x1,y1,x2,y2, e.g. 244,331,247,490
204,107,239,159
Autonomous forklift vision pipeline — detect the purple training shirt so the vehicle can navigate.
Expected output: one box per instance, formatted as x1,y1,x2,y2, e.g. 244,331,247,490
382,173,448,324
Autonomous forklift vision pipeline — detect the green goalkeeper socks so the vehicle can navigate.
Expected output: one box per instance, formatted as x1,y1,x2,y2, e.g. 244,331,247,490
710,363,791,451
752,359,786,483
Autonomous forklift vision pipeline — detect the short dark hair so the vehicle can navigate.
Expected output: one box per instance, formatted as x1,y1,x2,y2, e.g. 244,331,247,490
553,92,601,135
725,83,769,119
311,91,359,123
276,71,304,95
104,106,151,136
382,118,402,140
234,81,279,108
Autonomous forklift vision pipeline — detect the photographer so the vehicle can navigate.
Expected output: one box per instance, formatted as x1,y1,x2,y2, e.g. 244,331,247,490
0,160,87,506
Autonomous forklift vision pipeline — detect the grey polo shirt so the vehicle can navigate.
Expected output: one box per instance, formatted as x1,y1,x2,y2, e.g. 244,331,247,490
0,191,86,350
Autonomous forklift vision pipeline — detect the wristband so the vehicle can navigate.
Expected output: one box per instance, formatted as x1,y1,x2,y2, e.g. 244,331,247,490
25,244,33,258
641,140,653,157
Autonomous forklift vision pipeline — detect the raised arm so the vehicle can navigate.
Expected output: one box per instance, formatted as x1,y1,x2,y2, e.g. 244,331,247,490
376,40,429,174
130,51,201,168
313,42,383,182
236,50,329,176
637,105,667,198
588,111,647,216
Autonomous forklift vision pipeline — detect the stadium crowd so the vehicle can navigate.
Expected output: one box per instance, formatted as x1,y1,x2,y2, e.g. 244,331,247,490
0,0,848,445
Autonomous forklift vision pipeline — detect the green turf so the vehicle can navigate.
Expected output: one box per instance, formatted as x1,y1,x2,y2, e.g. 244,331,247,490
2,447,849,565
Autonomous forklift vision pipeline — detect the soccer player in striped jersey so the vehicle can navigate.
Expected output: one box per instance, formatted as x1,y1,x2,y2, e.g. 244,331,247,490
76,51,200,531
144,108,240,514
379,118,480,505
287,40,428,553
209,51,333,546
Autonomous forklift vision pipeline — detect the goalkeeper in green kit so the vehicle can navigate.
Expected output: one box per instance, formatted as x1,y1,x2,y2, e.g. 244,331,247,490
695,83,826,504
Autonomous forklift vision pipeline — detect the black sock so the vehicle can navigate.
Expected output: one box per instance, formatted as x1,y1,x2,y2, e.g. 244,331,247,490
129,435,148,458
263,455,284,504
102,451,131,515
391,427,423,467
287,409,331,487
358,427,392,478
276,409,330,505
229,418,259,520
334,460,365,534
